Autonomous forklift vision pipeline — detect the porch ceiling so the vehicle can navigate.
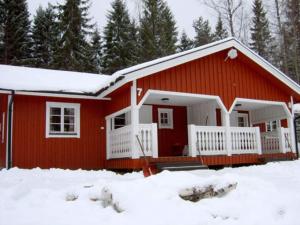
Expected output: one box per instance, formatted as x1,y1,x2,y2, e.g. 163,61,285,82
233,101,271,111
144,93,213,106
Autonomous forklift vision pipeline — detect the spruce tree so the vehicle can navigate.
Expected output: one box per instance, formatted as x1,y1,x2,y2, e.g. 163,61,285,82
139,0,177,62
88,28,102,73
31,5,59,68
101,0,139,74
250,0,273,59
178,31,194,52
193,17,214,47
2,0,32,65
0,0,4,62
54,0,94,72
214,15,228,41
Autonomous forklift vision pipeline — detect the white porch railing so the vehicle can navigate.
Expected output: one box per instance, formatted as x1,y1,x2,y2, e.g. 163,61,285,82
108,125,132,159
188,126,227,156
107,124,158,159
188,125,261,156
230,127,261,154
261,128,292,154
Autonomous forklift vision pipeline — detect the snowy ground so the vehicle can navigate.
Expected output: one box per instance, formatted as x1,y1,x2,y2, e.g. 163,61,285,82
1,161,300,225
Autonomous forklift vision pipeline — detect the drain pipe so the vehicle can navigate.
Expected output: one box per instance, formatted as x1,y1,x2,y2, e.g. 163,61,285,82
7,90,15,169
294,115,300,159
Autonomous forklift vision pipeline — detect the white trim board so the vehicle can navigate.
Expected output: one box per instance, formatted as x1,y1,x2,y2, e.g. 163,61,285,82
98,38,300,98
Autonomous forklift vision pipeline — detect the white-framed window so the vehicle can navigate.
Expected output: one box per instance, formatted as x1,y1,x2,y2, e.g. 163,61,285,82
111,112,130,130
237,113,249,127
158,108,173,129
46,102,80,138
266,120,281,132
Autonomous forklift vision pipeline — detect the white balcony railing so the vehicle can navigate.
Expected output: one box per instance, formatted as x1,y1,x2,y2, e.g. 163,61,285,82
107,124,158,159
261,128,292,154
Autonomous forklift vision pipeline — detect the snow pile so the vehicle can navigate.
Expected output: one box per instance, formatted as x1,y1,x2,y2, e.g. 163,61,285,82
1,161,300,225
0,65,111,94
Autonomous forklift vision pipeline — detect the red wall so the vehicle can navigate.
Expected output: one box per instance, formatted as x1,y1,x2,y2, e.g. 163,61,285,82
152,105,188,157
12,95,106,169
137,49,297,109
0,94,7,168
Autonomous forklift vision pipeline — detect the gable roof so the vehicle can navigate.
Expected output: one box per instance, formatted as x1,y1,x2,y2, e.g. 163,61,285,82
0,65,111,96
99,37,300,98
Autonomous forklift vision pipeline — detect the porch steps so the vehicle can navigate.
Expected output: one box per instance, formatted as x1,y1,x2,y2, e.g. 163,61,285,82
154,161,208,172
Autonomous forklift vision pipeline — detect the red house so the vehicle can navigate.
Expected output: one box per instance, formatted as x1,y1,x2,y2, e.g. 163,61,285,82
0,38,299,171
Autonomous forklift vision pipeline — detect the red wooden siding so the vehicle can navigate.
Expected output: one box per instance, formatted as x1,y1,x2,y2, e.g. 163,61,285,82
152,105,188,156
0,94,7,167
137,49,297,109
12,95,106,169
104,83,131,116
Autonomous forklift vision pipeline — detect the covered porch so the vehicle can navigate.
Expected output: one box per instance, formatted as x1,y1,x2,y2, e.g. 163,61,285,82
105,90,296,169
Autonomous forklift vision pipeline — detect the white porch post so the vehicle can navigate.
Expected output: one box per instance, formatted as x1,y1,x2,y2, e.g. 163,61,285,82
278,127,286,153
188,124,197,157
151,123,158,158
255,127,262,155
106,118,111,159
288,115,296,153
224,112,232,156
131,80,140,159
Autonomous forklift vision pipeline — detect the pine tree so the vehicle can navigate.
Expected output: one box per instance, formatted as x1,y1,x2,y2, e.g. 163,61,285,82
178,31,194,52
139,0,177,62
214,15,228,41
53,0,94,72
2,0,32,65
0,0,5,62
101,0,139,74
285,0,300,83
159,2,178,56
250,0,273,59
31,5,59,68
88,28,102,73
193,17,214,47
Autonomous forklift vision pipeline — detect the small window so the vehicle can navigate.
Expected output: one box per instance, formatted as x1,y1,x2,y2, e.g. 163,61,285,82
158,108,173,129
111,112,131,130
46,102,80,138
266,120,280,132
237,113,248,127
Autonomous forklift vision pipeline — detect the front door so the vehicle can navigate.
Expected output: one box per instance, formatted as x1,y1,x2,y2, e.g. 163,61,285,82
152,105,188,157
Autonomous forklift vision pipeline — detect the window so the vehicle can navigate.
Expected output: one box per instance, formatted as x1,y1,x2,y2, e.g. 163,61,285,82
237,113,248,127
111,112,131,130
266,120,280,132
46,102,80,138
158,108,173,129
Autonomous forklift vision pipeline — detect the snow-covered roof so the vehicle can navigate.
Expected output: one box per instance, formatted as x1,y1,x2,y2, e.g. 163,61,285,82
99,37,300,98
0,65,111,95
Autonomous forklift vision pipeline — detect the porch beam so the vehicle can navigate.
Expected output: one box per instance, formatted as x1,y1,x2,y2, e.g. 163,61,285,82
131,80,140,159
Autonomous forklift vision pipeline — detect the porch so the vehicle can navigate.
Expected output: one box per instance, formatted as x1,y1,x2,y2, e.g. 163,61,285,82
105,90,296,169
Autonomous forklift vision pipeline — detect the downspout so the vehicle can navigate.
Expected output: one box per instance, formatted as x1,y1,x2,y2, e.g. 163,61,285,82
294,115,300,159
7,90,15,169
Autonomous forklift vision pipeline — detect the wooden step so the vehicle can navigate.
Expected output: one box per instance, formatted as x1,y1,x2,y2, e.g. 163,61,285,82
154,161,208,171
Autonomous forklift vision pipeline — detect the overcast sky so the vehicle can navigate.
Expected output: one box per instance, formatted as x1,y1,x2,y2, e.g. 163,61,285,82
27,0,218,37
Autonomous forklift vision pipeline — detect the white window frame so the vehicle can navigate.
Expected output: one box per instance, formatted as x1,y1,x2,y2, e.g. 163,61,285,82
237,113,249,127
46,102,80,138
158,108,173,129
265,120,281,132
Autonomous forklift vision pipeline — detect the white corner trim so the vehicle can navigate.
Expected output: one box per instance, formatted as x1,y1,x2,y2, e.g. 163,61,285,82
45,102,81,138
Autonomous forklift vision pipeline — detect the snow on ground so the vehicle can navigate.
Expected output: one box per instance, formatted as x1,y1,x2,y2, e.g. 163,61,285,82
1,161,300,225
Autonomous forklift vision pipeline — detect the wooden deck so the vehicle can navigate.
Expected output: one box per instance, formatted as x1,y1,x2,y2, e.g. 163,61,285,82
105,152,297,170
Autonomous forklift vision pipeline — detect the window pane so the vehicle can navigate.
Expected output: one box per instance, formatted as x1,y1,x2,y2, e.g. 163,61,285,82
64,116,75,124
64,108,75,116
64,124,75,132
50,107,61,115
50,124,61,132
50,115,61,124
